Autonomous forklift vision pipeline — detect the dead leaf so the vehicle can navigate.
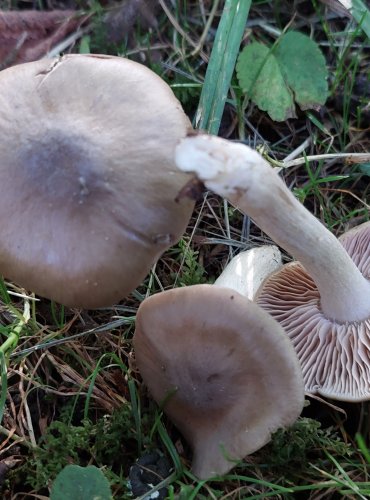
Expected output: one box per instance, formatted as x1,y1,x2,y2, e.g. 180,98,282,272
104,0,159,44
0,10,87,68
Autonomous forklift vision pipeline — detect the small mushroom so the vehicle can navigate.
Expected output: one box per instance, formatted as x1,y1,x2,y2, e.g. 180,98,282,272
0,54,194,308
133,284,304,478
175,134,370,401
214,245,282,300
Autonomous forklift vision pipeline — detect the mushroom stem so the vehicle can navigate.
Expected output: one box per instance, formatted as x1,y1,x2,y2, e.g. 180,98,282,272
175,135,370,323
214,245,282,300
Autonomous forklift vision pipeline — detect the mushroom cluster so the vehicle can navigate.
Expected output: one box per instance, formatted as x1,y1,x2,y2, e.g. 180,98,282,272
134,284,304,479
0,54,194,308
0,56,305,479
175,133,370,402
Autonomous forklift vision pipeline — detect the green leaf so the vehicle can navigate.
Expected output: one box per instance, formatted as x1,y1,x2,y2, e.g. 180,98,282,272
358,163,370,176
50,465,112,500
275,32,328,110
236,42,295,121
236,31,328,121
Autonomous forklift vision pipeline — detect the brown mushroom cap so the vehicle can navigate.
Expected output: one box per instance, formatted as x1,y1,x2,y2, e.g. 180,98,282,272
257,221,370,401
0,54,194,308
134,284,304,479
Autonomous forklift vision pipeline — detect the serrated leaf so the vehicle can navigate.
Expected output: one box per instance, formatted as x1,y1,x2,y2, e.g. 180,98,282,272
236,42,296,121
236,31,328,121
50,465,112,500
275,31,328,110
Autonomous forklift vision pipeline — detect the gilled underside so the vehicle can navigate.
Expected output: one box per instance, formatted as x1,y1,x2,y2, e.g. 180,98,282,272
257,222,370,402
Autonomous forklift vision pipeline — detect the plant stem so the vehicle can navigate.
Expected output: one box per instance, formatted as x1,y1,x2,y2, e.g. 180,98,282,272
0,300,30,356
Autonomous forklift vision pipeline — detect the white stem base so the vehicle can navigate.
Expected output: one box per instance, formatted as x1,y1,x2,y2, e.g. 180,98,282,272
214,245,282,300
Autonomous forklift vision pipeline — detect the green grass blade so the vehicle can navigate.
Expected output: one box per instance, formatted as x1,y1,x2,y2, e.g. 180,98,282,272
0,352,7,423
128,378,142,453
356,433,370,464
195,0,251,134
349,0,370,39
0,278,10,304
157,419,183,474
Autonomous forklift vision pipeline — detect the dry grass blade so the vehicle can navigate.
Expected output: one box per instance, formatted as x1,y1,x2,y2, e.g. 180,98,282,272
44,352,123,413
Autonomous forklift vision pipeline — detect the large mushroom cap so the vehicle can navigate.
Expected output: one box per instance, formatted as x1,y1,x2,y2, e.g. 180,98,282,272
0,54,194,308
257,221,370,401
134,284,304,479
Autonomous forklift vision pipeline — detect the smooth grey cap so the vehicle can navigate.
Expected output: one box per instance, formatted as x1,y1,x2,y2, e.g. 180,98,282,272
0,54,194,307
134,284,304,478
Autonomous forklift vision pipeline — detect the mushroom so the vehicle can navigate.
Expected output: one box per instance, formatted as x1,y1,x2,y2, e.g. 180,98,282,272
0,54,194,308
133,284,304,479
175,133,370,401
214,245,282,300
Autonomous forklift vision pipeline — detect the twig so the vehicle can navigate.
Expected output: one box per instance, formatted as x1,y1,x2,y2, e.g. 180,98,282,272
191,0,221,56
46,28,87,58
278,152,370,168
0,424,32,450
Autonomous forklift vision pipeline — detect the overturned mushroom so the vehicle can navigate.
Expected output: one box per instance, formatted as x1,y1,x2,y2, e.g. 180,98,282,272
134,285,304,479
0,54,194,308
175,134,370,401
214,245,282,300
